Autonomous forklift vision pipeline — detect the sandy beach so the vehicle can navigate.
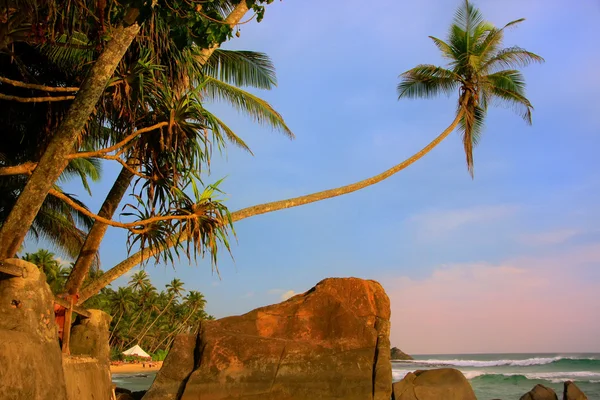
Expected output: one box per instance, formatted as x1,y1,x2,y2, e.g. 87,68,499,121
110,361,163,374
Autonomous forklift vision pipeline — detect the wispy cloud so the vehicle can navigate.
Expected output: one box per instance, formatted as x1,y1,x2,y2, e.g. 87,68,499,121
518,228,581,246
409,204,519,238
386,243,600,354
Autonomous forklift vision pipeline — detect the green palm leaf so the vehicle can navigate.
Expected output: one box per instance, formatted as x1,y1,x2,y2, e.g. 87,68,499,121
203,49,277,89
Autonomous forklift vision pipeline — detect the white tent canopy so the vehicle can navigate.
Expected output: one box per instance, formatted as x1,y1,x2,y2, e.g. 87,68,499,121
122,344,151,359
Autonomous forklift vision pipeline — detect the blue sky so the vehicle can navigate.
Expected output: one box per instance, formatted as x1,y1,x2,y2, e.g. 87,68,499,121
27,0,600,353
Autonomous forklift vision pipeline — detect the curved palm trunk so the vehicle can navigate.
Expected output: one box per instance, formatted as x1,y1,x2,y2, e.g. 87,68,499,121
64,166,134,294
77,111,464,304
0,23,140,260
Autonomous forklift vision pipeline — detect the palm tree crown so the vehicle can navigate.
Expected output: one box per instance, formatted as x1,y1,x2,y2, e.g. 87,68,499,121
397,0,544,176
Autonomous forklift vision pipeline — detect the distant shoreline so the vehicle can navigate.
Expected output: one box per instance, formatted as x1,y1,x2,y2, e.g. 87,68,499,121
111,361,163,374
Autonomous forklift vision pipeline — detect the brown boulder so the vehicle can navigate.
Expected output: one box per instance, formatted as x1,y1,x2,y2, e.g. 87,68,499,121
392,368,476,400
0,259,67,400
520,384,558,400
70,309,112,362
564,381,587,400
143,334,198,400
147,277,392,400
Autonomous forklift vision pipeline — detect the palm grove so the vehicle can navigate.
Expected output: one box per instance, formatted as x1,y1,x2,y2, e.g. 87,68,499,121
0,0,542,354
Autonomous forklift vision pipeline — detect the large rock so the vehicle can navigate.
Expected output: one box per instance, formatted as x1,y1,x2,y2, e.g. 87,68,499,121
564,381,587,400
63,356,112,400
0,259,67,400
70,309,112,362
144,334,198,400
392,368,476,400
520,384,558,400
146,277,392,400
391,347,413,360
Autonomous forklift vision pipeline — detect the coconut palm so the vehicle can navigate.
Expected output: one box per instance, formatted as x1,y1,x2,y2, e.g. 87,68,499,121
128,270,151,292
397,0,543,176
108,287,135,343
134,279,185,344
76,0,544,301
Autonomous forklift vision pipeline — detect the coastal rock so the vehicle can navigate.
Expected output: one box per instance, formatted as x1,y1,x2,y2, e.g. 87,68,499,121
143,334,198,400
392,368,477,400
564,381,587,400
391,347,413,360
70,309,112,362
0,259,68,400
146,277,392,400
62,356,112,400
520,384,558,400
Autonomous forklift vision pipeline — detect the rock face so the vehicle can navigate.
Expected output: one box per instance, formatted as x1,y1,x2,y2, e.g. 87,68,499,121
392,368,476,400
0,259,68,400
391,347,413,360
146,277,392,400
563,381,587,400
63,356,112,400
520,384,558,400
70,309,112,361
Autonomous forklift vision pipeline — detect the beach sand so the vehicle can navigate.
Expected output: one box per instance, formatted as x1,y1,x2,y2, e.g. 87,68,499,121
110,361,163,374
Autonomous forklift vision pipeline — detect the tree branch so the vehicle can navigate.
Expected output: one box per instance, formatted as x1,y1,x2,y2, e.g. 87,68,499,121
48,188,203,232
68,122,169,159
0,93,76,102
0,76,80,92
0,162,37,176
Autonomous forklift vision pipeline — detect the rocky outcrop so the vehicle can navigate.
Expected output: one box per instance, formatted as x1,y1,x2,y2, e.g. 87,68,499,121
392,368,476,400
0,259,68,400
520,384,558,400
144,334,198,400
391,347,413,360
563,381,587,400
70,309,112,361
62,356,112,400
146,277,392,400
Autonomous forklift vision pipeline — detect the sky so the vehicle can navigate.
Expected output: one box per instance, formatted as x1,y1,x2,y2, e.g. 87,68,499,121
27,0,600,354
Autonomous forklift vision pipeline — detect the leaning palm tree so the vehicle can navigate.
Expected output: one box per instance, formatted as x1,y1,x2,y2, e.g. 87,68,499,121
397,0,543,176
75,0,545,302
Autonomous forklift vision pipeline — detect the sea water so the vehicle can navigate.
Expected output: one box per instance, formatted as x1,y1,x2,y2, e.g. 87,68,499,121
393,353,600,399
113,353,600,399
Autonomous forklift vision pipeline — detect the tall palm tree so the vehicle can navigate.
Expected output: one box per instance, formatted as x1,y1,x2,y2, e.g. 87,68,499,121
397,0,543,176
76,0,544,302
108,287,134,344
135,279,185,344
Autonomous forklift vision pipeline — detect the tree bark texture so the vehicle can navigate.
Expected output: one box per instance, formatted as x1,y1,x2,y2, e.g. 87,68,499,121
0,24,140,260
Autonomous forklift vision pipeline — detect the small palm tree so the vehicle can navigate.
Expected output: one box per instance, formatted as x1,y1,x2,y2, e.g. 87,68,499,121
397,0,544,176
135,279,185,344
128,270,151,292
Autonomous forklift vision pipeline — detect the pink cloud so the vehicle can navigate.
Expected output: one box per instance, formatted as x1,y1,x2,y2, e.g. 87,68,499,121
385,244,600,354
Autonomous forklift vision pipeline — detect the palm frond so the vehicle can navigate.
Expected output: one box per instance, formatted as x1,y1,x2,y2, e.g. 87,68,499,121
397,65,461,99
202,109,253,154
481,46,544,72
204,49,277,89
484,70,533,124
458,96,486,177
202,77,294,138
59,157,103,195
454,0,485,36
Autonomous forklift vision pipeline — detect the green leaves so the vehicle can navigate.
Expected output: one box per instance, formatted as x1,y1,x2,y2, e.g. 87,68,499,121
397,0,543,176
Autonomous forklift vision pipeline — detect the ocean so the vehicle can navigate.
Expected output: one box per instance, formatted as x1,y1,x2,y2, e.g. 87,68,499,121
112,353,600,399
394,353,600,399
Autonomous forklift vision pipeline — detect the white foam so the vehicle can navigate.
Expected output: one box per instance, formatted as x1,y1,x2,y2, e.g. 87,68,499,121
400,356,596,368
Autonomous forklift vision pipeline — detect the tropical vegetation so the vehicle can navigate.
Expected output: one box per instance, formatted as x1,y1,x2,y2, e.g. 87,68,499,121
0,0,543,320
24,249,210,356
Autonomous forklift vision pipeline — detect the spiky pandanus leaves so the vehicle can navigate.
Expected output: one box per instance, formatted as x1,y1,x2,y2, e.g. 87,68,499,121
398,0,543,176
